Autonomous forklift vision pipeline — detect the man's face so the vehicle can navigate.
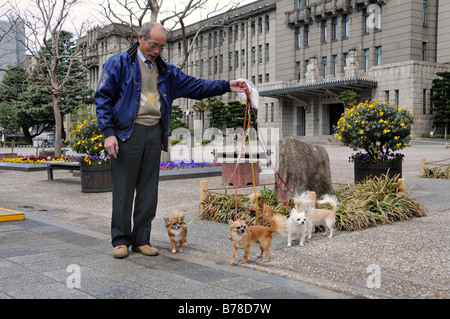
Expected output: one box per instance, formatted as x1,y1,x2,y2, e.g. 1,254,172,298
138,28,167,62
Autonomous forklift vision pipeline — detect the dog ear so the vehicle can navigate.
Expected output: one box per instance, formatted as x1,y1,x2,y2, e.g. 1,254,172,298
163,217,169,225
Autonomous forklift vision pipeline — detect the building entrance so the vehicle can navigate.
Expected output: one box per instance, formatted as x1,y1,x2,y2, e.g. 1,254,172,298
328,103,344,135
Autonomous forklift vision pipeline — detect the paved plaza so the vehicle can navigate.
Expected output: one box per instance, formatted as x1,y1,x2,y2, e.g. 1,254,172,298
0,139,449,300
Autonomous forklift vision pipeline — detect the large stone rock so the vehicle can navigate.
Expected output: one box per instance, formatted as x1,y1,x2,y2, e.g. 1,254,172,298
277,136,332,197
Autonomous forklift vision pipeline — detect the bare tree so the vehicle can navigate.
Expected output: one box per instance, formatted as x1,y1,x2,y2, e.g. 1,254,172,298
11,0,93,157
99,0,163,44
98,0,241,68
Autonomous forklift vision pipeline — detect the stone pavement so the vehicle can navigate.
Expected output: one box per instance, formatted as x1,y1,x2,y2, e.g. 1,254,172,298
0,216,349,300
0,138,449,300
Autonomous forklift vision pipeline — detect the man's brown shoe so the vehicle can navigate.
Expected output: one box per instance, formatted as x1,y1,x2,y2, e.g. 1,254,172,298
113,245,129,259
132,245,159,256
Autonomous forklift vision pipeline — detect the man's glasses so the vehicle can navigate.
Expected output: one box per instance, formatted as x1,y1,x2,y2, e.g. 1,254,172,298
145,40,165,52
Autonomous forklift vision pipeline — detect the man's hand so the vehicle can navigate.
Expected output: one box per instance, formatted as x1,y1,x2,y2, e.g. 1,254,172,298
229,80,248,93
105,135,119,159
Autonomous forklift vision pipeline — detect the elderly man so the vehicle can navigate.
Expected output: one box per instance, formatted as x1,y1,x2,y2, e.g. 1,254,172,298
95,22,247,258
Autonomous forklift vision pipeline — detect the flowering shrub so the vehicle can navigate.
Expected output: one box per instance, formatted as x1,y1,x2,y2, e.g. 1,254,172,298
77,155,110,166
160,160,221,170
1,156,66,164
67,110,110,166
67,116,105,157
335,100,414,163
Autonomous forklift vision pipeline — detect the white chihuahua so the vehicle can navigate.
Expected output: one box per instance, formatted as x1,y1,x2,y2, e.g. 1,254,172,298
306,194,338,238
286,207,307,247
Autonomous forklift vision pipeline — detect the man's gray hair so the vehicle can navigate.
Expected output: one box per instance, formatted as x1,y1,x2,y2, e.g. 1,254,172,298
139,22,167,40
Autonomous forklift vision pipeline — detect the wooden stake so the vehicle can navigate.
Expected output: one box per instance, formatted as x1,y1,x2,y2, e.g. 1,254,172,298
200,180,208,211
307,191,316,207
398,178,406,191
421,158,426,176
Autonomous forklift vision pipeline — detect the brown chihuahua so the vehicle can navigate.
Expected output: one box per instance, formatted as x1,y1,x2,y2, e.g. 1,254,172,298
229,214,287,264
164,211,187,253
248,193,274,225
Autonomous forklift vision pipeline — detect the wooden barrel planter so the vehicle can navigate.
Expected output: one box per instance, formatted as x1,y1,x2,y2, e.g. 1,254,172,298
80,163,112,193
354,159,402,184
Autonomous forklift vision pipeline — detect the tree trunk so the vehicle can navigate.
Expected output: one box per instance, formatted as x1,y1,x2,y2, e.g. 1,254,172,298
53,94,62,157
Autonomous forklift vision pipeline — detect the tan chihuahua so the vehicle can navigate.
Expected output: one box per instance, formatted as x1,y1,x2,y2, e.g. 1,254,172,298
248,193,274,225
164,211,187,253
229,214,287,264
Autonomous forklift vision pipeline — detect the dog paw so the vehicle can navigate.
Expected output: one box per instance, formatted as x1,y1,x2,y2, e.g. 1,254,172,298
287,243,291,247
300,242,304,246
171,250,176,253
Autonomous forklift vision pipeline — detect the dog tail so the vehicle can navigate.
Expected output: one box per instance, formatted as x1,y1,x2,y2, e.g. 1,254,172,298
270,214,287,236
293,192,313,209
317,195,339,213
172,210,186,221
248,193,262,204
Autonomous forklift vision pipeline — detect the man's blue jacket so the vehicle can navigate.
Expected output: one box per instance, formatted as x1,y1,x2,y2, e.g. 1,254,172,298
95,42,231,152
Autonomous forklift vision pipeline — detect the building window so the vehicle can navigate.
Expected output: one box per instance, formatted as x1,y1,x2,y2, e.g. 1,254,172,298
258,45,263,63
265,103,269,122
385,91,389,103
304,25,310,46
229,52,233,71
235,51,239,68
200,59,204,77
395,90,399,106
342,14,349,38
251,20,256,36
242,49,245,67
363,49,370,73
271,103,274,122
430,89,434,115
423,0,428,26
258,17,263,34
423,89,427,114
363,9,370,34
219,55,223,72
322,56,327,78
321,20,327,42
241,23,245,39
296,61,301,81
295,27,301,49
229,27,233,43
297,0,302,9
265,15,270,32
343,52,348,68
265,43,270,62
376,46,382,66
332,55,338,77
265,73,270,82
422,42,427,61
331,17,338,41
252,46,256,64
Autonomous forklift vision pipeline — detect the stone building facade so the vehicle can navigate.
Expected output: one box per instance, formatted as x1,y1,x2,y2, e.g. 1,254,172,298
81,0,450,137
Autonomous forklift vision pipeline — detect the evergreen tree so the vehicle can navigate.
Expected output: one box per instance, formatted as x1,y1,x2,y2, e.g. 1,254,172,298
170,105,187,133
431,72,450,133
0,31,94,145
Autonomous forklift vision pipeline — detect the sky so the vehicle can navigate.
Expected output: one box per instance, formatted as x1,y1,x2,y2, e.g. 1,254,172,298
0,0,256,37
